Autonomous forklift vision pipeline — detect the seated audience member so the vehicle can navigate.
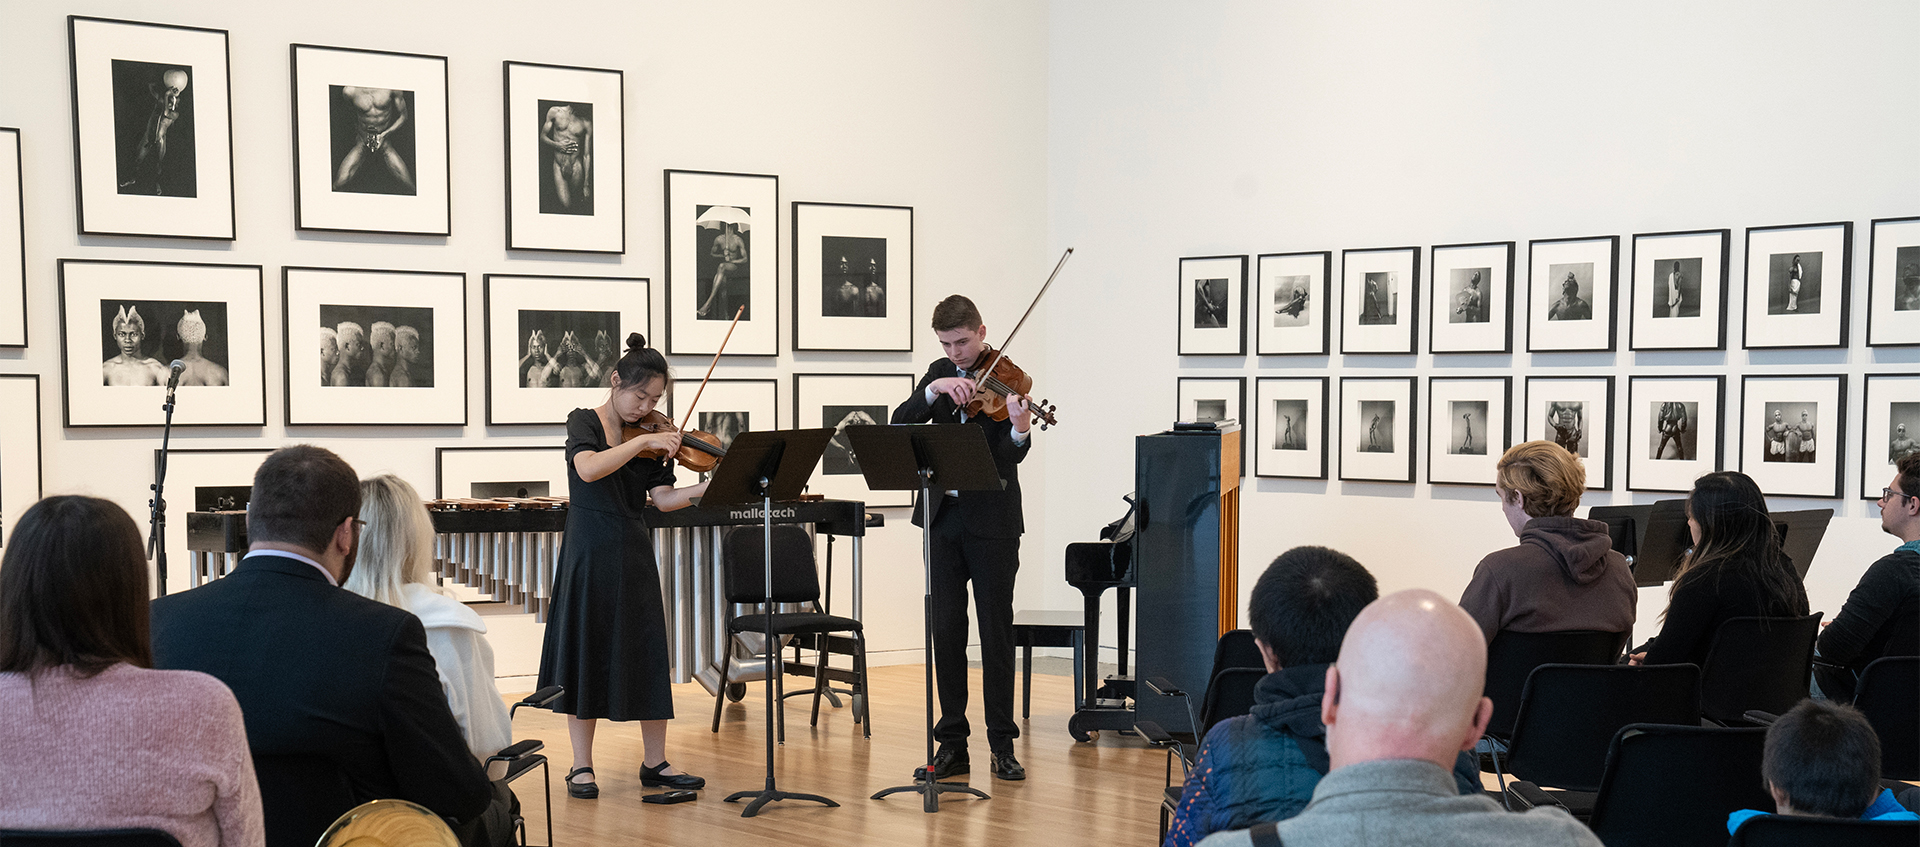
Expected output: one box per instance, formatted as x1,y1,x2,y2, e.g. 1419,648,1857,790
0,496,263,847
347,474,514,763
1630,471,1809,667
1813,454,1920,701
1458,441,1635,641
151,445,509,847
1165,548,1486,847
1728,698,1920,833
1198,591,1602,846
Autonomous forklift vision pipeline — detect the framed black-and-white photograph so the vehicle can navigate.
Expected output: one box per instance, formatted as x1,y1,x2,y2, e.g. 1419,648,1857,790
665,169,778,356
1338,377,1416,483
1866,216,1920,347
58,259,264,427
485,274,647,425
1743,222,1851,349
291,44,449,235
792,202,912,351
504,61,623,253
68,16,234,239
1341,247,1420,354
1178,255,1247,356
155,448,269,591
1253,377,1328,479
1740,375,1845,499
1427,377,1511,485
285,267,465,426
0,375,43,550
1861,374,1920,499
1630,229,1729,351
1178,376,1245,475
0,129,23,347
1527,235,1618,353
436,446,567,500
1523,376,1615,490
1428,242,1514,354
667,378,777,488
1627,375,1725,492
1255,251,1330,356
794,373,913,507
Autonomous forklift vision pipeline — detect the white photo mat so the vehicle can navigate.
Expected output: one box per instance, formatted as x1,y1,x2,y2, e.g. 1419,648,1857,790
1428,242,1514,354
0,375,43,551
1178,255,1247,355
1523,376,1615,490
59,260,265,427
664,170,778,356
668,378,777,488
1339,377,1416,482
156,448,270,591
793,373,913,507
1254,377,1328,479
291,44,450,235
1177,376,1245,475
1527,236,1617,352
1427,377,1510,485
1631,230,1728,350
1743,222,1850,349
504,61,624,253
1866,217,1920,347
437,446,569,500
1739,375,1845,499
1341,247,1419,354
284,267,466,426
0,129,24,346
69,17,234,239
484,274,648,425
1627,376,1724,492
1256,251,1330,355
1861,374,1920,499
792,202,913,351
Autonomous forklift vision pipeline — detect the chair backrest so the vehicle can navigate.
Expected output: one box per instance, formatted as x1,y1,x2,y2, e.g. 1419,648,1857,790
1211,629,1264,675
1503,662,1700,792
1854,655,1920,780
1586,723,1771,847
252,753,357,847
1483,629,1627,739
1728,814,1920,847
0,832,183,847
1197,666,1266,737
1699,613,1823,723
722,525,820,605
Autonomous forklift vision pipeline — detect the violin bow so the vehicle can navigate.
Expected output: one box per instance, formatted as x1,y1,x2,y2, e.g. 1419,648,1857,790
974,247,1073,389
675,304,745,431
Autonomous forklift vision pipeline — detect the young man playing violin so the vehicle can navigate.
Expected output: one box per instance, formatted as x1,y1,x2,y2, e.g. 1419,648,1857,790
891,294,1035,782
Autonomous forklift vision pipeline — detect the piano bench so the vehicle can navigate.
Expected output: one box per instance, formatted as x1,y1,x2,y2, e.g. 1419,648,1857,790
1013,610,1087,719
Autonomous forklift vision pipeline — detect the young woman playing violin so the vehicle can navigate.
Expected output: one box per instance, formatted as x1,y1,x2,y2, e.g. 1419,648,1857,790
536,333,709,799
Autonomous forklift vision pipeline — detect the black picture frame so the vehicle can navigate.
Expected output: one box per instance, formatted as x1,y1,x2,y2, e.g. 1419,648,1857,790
68,15,236,240
1338,376,1417,483
1176,376,1246,476
1629,228,1731,351
1253,376,1330,480
666,377,778,488
283,266,467,426
503,60,625,254
1255,250,1331,356
436,446,568,500
1178,254,1248,356
1738,374,1847,499
1341,246,1421,355
1741,221,1852,350
290,43,451,236
0,374,44,548
1866,216,1920,348
1427,241,1515,354
1626,375,1726,493
1426,376,1512,485
793,372,914,507
483,273,648,425
1523,375,1616,490
0,128,23,347
1859,374,1920,499
791,201,914,352
664,169,779,356
1526,235,1619,353
156,447,272,590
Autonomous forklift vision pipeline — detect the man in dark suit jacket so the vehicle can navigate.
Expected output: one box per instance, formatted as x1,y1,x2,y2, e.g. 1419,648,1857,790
890,295,1035,782
152,445,503,847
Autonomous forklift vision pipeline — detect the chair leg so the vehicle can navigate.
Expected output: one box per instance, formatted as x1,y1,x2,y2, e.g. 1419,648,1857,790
810,633,828,727
712,639,732,733
538,757,551,847
855,630,871,738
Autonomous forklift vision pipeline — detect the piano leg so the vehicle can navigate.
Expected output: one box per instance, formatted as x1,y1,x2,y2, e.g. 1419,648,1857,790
1116,586,1132,679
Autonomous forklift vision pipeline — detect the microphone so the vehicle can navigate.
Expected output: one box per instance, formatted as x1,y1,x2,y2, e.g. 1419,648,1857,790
166,359,185,390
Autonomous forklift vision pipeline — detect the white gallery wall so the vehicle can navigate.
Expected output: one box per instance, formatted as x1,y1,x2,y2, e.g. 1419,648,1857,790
0,0,1051,675
1039,1,1920,655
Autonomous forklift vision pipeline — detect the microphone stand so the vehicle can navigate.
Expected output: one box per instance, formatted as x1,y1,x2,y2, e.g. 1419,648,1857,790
148,362,183,596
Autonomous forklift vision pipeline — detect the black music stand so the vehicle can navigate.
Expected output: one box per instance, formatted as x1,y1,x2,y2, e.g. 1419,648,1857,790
1590,500,1693,587
1770,508,1833,580
847,423,1003,813
701,427,838,818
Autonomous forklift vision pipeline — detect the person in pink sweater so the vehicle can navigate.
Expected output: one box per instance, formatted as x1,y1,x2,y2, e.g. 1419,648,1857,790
0,496,263,847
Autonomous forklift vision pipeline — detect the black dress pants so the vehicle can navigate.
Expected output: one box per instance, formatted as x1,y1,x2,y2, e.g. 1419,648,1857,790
928,501,1021,754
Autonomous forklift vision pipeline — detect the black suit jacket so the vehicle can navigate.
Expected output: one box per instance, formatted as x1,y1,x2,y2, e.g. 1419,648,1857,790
151,554,490,847
890,357,1031,537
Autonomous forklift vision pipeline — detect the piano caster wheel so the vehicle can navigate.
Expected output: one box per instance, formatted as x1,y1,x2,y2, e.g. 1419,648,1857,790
726,682,747,702
1067,713,1095,743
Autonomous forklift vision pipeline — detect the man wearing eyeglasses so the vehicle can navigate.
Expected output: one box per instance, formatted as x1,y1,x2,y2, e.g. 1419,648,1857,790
1814,453,1920,702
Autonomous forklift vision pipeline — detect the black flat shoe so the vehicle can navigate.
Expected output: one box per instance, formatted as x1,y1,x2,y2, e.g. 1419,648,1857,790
912,747,970,781
566,766,599,799
990,752,1025,781
640,761,706,790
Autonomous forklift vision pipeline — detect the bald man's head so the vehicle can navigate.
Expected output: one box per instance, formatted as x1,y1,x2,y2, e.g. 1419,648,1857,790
1321,589,1493,771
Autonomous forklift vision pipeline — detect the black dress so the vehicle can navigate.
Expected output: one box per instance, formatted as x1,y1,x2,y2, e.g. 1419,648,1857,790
537,408,678,721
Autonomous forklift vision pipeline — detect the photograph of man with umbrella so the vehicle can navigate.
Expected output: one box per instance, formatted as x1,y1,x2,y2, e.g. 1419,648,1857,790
696,205,751,319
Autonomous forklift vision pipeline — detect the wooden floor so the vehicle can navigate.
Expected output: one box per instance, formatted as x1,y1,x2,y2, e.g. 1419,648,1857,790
502,663,1168,847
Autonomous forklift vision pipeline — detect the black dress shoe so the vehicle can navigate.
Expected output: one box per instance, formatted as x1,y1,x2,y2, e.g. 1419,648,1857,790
566,766,599,799
640,761,706,790
990,752,1025,781
912,747,969,781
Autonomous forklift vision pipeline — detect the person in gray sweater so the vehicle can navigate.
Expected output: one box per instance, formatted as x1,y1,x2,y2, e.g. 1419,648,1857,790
1459,440,1635,642
1197,591,1602,847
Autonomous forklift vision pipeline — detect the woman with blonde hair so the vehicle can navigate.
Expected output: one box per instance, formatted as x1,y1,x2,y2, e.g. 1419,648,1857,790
347,474,512,763
1458,440,1636,641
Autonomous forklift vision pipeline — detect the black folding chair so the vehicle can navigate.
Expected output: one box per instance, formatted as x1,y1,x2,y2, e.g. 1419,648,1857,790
1698,614,1822,726
1493,662,1700,815
0,832,182,847
1853,655,1919,780
1482,629,1627,746
1728,814,1920,846
1509,723,1770,847
485,685,564,847
1135,629,1267,841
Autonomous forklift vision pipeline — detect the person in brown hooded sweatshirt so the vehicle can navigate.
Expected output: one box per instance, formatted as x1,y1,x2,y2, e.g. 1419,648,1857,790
1459,440,1636,641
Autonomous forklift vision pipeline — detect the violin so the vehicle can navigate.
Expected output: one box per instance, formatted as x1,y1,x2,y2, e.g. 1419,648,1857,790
963,345,1059,429
624,409,726,475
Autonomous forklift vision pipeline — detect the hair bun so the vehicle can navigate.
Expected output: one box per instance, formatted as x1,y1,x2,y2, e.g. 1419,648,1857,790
625,332,646,353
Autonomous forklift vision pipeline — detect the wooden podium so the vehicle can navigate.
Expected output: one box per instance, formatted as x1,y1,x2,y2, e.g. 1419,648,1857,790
1132,423,1241,732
